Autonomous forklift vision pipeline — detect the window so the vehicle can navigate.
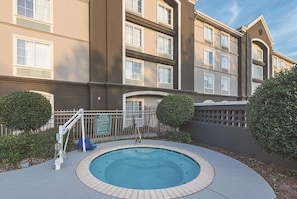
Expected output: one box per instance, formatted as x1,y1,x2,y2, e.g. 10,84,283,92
158,34,173,58
158,65,172,84
125,0,142,14
126,23,142,48
221,55,230,72
126,100,143,119
204,25,213,42
221,77,230,95
252,82,261,94
253,45,263,62
204,49,213,66
221,32,229,49
280,60,285,68
17,38,51,69
256,49,263,62
204,73,214,94
273,57,278,67
252,64,263,80
125,59,143,80
17,0,51,23
158,3,172,27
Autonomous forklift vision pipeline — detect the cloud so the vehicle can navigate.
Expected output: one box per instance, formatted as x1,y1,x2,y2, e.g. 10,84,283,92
214,1,240,26
270,6,297,60
226,1,240,26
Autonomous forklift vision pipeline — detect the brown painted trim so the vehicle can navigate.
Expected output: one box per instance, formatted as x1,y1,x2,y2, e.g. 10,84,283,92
126,12,175,37
252,78,265,83
0,75,88,86
126,49,176,66
252,59,266,66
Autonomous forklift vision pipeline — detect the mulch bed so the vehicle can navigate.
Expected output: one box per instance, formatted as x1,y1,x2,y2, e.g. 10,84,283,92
192,141,297,199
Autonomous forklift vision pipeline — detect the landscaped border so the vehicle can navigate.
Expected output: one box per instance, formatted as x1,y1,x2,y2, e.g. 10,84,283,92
76,144,214,199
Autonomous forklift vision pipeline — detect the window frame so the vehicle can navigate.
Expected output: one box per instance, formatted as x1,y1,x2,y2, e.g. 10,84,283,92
204,73,214,94
157,33,173,59
221,32,230,50
252,45,263,62
204,49,214,68
125,0,143,15
273,57,278,67
15,0,52,24
204,24,214,43
221,54,230,73
125,99,144,119
14,35,53,79
125,22,143,51
157,64,173,87
221,76,230,96
157,2,173,28
125,58,144,81
280,60,285,68
252,64,263,80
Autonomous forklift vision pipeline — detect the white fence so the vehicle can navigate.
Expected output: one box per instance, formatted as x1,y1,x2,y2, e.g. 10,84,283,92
0,109,167,141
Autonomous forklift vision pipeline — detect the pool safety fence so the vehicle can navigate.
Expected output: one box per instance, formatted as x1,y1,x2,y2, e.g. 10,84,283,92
0,109,167,141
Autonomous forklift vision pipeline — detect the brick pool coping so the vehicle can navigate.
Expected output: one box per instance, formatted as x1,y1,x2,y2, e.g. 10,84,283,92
76,144,214,199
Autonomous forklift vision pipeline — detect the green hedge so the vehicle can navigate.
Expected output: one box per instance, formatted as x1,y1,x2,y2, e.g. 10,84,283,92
0,91,52,132
157,131,192,143
0,129,57,166
0,128,78,167
247,67,297,160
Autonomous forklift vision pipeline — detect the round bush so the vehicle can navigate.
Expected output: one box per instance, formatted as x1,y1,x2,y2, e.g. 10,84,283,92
156,94,194,130
0,91,52,132
247,67,297,160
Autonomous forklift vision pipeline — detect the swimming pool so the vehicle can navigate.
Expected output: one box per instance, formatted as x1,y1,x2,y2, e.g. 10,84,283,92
89,147,200,189
76,144,214,199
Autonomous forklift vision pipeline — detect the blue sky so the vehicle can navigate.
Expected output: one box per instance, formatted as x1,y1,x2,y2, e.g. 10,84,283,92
195,0,297,61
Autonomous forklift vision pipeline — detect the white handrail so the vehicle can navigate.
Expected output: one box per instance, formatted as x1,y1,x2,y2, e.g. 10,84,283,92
54,108,85,170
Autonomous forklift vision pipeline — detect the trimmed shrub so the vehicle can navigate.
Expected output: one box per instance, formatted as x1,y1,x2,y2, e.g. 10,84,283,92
156,94,194,130
157,131,192,143
0,128,76,167
0,128,57,166
247,67,297,160
0,91,52,132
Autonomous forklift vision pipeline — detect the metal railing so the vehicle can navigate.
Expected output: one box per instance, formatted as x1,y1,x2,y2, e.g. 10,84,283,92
0,109,165,141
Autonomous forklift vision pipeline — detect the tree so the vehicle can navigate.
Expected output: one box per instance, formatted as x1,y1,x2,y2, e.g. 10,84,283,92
156,94,194,131
0,91,52,132
246,67,297,160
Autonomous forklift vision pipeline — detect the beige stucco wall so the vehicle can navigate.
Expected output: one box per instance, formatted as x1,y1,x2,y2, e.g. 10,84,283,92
0,24,14,75
0,0,89,83
0,0,12,23
53,0,89,41
194,20,239,96
143,28,158,56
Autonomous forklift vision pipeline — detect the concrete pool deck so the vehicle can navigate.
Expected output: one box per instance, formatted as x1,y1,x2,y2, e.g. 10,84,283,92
0,139,276,199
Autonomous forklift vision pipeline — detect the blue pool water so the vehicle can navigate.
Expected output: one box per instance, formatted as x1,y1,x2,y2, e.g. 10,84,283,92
89,147,200,189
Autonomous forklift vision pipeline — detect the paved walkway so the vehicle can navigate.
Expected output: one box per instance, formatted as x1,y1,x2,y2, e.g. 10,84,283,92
0,140,276,199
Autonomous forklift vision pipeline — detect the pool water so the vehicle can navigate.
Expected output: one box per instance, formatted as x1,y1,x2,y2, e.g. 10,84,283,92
89,147,200,189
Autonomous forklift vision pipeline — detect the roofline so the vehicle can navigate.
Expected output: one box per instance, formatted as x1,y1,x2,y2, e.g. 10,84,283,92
240,15,274,46
273,50,297,64
194,11,243,38
188,0,198,4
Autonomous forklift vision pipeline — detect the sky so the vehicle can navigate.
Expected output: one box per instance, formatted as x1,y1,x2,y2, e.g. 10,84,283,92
195,0,297,61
